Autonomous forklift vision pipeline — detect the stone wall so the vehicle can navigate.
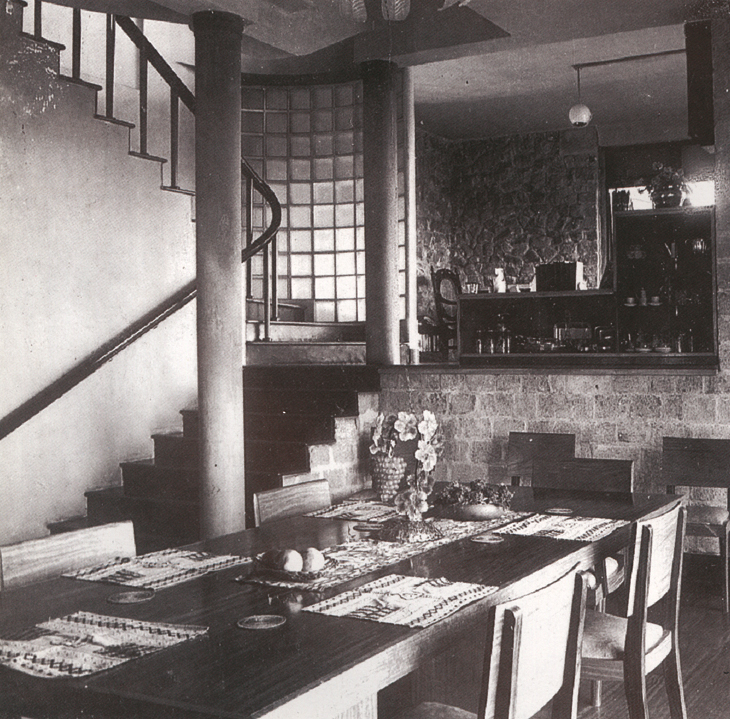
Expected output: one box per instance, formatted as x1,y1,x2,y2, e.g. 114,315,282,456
416,128,599,307
378,367,730,553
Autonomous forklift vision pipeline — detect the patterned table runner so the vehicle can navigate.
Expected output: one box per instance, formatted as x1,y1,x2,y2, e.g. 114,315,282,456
236,513,528,592
0,611,207,679
495,513,629,541
306,500,398,522
64,548,252,590
304,574,496,628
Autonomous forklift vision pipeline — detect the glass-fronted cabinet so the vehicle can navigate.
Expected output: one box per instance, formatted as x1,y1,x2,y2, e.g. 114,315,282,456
458,206,716,370
614,206,715,357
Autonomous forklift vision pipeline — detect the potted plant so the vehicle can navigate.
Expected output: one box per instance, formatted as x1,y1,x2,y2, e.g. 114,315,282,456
430,480,514,521
642,162,688,209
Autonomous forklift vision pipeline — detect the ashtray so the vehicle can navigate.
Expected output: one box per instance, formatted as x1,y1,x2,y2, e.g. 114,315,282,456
654,346,672,354
237,615,286,630
470,533,504,544
107,589,156,604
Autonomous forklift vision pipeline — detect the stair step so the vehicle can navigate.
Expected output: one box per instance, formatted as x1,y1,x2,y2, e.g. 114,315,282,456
152,432,198,468
246,439,313,475
129,150,167,164
246,412,335,443
93,114,135,128
245,387,360,416
85,486,130,525
242,364,380,392
120,459,198,502
47,515,92,534
246,341,366,365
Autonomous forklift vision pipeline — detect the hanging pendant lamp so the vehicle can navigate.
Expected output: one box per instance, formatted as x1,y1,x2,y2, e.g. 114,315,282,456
338,0,411,22
568,66,592,127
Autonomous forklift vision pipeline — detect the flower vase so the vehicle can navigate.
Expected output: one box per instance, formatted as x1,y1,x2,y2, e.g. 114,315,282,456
651,186,683,209
371,455,407,504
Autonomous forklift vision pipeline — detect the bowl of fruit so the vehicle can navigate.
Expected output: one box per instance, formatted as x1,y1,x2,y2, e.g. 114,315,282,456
253,547,334,582
430,481,514,521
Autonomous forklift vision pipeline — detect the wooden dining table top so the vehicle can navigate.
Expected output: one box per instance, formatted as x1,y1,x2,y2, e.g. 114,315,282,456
0,488,680,719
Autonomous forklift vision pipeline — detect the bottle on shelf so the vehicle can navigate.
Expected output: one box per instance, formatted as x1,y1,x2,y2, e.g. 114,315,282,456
495,314,511,354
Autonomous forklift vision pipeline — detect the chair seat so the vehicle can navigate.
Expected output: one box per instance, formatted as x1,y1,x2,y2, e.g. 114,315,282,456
396,702,476,719
582,609,668,661
686,504,729,528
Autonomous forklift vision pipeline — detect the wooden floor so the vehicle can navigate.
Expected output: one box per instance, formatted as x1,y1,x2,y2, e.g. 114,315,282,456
381,554,730,719
570,553,730,719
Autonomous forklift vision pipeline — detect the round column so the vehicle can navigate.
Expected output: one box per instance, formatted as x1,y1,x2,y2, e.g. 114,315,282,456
192,11,246,538
362,60,401,366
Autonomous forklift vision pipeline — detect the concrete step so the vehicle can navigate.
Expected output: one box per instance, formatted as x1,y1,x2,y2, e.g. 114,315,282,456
246,321,365,343
242,364,380,392
181,409,336,444
246,341,366,365
120,459,198,502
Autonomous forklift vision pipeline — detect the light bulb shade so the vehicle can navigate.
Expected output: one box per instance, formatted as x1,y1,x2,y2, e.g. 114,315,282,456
569,103,592,127
382,0,410,21
339,0,367,22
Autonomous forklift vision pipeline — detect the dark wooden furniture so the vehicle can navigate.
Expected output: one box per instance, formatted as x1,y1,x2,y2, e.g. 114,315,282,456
581,503,688,719
533,457,634,494
431,267,461,355
662,436,730,614
395,568,588,719
506,431,576,487
0,521,136,591
458,207,716,371
253,478,331,527
0,490,680,719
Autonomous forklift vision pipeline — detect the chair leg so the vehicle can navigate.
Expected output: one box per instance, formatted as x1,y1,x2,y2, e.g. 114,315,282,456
721,529,729,615
663,646,688,719
623,663,649,719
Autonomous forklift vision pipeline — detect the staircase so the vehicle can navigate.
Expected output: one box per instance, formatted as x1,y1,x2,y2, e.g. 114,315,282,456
69,366,380,551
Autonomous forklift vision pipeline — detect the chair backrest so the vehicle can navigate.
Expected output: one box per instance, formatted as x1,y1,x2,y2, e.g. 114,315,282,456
479,567,588,719
533,457,634,493
662,436,730,493
626,502,686,617
253,479,331,527
506,432,575,486
430,267,462,328
0,521,136,591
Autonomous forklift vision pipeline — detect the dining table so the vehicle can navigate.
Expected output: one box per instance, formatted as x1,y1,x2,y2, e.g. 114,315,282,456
0,487,680,719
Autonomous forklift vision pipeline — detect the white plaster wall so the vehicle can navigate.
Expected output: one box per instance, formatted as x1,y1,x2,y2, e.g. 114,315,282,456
0,7,197,545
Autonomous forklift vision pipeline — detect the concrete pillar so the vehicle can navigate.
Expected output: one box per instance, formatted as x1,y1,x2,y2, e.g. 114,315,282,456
192,11,246,538
404,67,419,363
362,60,401,366
712,15,730,363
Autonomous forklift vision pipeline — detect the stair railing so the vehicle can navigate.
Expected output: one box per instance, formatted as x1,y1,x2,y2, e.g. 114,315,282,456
0,3,281,441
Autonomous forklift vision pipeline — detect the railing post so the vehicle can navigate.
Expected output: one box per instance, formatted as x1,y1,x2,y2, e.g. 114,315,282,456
71,8,81,80
262,235,271,340
105,14,116,119
245,176,253,299
169,91,179,188
139,47,148,155
271,232,279,322
33,0,42,39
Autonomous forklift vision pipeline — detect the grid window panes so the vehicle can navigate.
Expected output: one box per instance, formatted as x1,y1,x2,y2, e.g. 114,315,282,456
243,80,376,323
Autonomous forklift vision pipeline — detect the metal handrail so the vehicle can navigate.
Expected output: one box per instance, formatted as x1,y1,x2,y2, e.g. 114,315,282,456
0,6,282,440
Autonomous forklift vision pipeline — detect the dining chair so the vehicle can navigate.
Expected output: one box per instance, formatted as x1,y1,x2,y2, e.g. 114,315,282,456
662,436,730,614
430,266,462,356
253,479,331,527
0,520,136,591
506,431,576,487
580,502,687,719
395,567,589,719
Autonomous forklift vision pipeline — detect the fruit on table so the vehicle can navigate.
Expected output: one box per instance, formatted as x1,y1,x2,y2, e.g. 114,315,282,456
261,548,304,572
302,547,326,572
